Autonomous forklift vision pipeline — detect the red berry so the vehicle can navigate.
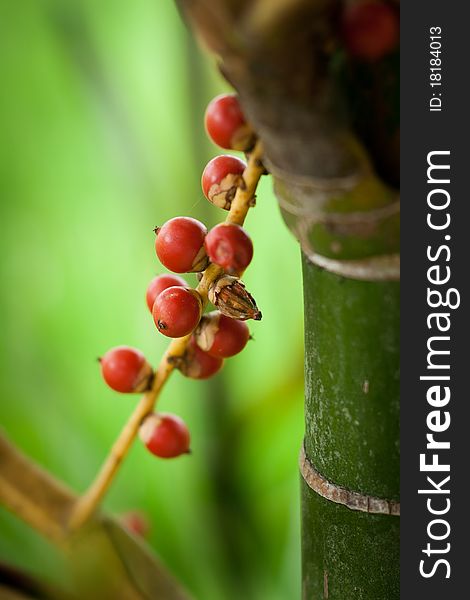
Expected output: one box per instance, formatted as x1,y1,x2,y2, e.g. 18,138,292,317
152,286,202,338
176,337,224,379
139,413,190,458
204,223,253,274
100,346,153,393
155,217,208,273
195,311,250,358
201,155,246,210
342,1,399,61
204,94,254,151
120,511,150,538
145,274,186,313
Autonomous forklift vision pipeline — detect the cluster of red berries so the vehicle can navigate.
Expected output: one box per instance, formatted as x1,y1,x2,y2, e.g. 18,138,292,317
100,94,259,460
341,1,399,62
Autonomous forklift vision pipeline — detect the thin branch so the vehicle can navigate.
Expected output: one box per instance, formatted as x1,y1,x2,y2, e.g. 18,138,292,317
68,141,265,531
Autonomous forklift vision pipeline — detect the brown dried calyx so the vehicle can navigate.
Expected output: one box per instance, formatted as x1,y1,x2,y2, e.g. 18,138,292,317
231,125,257,154
208,275,262,321
190,245,210,272
194,312,220,352
208,173,245,211
133,361,155,393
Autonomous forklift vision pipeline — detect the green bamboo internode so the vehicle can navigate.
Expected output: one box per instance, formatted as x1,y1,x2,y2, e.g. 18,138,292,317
264,137,400,597
301,481,399,599
270,152,401,596
300,252,399,598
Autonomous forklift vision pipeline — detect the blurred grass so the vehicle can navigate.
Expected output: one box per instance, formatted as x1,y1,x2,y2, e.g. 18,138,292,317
0,1,304,598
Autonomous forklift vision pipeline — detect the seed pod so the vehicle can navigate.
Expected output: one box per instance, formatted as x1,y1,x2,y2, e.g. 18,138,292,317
208,275,262,321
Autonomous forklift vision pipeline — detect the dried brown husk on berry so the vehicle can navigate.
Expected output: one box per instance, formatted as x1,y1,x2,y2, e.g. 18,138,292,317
208,275,262,321
231,124,257,153
190,246,210,272
133,361,154,393
208,173,245,210
169,343,202,379
194,311,220,352
168,338,222,379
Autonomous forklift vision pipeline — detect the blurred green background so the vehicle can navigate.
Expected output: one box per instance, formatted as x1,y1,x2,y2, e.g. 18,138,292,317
0,1,304,598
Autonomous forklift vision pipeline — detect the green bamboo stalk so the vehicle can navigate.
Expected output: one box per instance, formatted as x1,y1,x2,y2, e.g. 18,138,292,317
272,162,400,598
300,258,399,599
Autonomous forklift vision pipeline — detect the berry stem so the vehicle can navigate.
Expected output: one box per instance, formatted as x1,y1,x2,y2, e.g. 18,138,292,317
68,140,265,531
